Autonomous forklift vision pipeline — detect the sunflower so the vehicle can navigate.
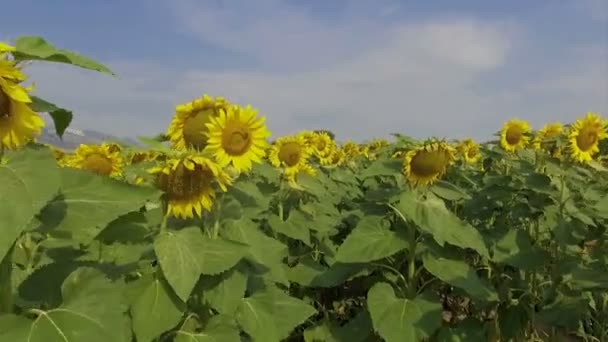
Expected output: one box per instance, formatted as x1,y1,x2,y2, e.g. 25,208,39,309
268,134,316,185
0,85,45,150
456,138,481,164
499,119,531,152
166,94,231,151
567,112,608,163
403,140,456,186
67,143,124,178
48,145,72,167
532,122,563,151
310,131,335,165
0,50,30,103
204,104,270,172
327,148,346,167
0,42,15,53
148,155,232,219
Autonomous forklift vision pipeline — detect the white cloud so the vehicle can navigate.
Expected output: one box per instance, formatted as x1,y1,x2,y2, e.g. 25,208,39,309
21,0,608,143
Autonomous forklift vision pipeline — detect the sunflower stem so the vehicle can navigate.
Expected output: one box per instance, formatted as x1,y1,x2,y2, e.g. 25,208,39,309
160,215,168,233
406,222,418,299
0,243,15,314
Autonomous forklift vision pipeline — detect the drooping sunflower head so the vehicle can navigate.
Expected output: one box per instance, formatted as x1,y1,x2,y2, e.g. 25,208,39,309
0,83,45,150
499,119,532,152
532,122,563,151
456,138,481,164
148,155,232,219
567,112,608,163
327,147,346,167
204,104,270,172
67,143,124,178
166,94,231,151
403,140,456,186
310,131,336,165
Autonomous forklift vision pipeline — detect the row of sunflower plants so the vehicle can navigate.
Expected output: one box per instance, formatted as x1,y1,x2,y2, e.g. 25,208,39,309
1,35,608,342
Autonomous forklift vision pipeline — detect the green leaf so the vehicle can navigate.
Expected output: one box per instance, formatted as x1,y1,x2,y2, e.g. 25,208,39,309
267,213,311,246
358,158,402,179
136,136,173,153
537,294,590,330
563,266,608,290
29,96,73,138
14,36,115,75
175,315,241,342
0,147,60,261
1,267,128,342
287,256,369,288
490,229,549,270
235,287,317,342
367,283,442,342
303,310,374,342
199,266,248,315
154,227,248,301
221,219,289,286
430,181,471,201
36,167,160,244
335,216,408,263
422,252,498,302
436,317,487,342
130,273,185,342
396,191,489,258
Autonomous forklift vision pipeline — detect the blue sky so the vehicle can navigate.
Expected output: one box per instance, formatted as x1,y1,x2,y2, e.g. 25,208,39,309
3,0,607,142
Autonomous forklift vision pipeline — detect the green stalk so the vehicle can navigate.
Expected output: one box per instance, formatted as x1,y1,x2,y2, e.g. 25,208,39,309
0,244,15,314
406,223,418,298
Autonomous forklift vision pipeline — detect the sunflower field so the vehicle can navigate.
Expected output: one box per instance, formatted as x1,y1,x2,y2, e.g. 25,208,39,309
1,36,608,342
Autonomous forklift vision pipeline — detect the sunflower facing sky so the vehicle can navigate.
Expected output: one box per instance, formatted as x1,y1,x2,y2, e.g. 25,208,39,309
67,143,124,178
166,94,231,151
403,140,456,186
149,155,232,219
499,119,532,152
204,104,270,172
268,134,316,186
567,112,608,163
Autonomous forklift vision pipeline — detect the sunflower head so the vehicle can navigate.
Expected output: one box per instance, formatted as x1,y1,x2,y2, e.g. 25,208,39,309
532,122,563,151
310,131,336,165
268,134,316,185
0,85,45,150
456,138,481,164
499,119,532,152
166,94,231,151
403,140,456,186
148,155,232,219
67,143,124,178
204,104,270,172
567,112,608,163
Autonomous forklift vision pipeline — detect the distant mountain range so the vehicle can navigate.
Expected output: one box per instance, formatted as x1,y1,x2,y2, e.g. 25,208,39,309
39,127,141,150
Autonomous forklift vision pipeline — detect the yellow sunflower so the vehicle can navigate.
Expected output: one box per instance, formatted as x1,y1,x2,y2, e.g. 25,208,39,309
310,131,335,165
67,143,124,178
499,119,531,152
567,112,608,163
204,104,270,172
403,140,456,186
0,42,15,53
327,148,346,167
268,134,316,186
0,51,31,103
166,94,231,151
0,85,45,150
148,155,232,219
456,138,481,164
532,122,563,151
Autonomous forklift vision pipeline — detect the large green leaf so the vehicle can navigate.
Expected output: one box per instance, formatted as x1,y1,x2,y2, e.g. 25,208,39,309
267,213,311,246
303,309,375,342
0,267,128,342
13,36,115,75
0,147,60,261
490,229,549,270
130,274,185,342
235,287,317,342
422,252,498,302
199,266,248,315
367,282,443,342
36,168,160,244
29,96,73,138
287,256,369,288
220,218,289,286
174,315,241,342
335,215,408,263
396,191,489,258
154,227,248,301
